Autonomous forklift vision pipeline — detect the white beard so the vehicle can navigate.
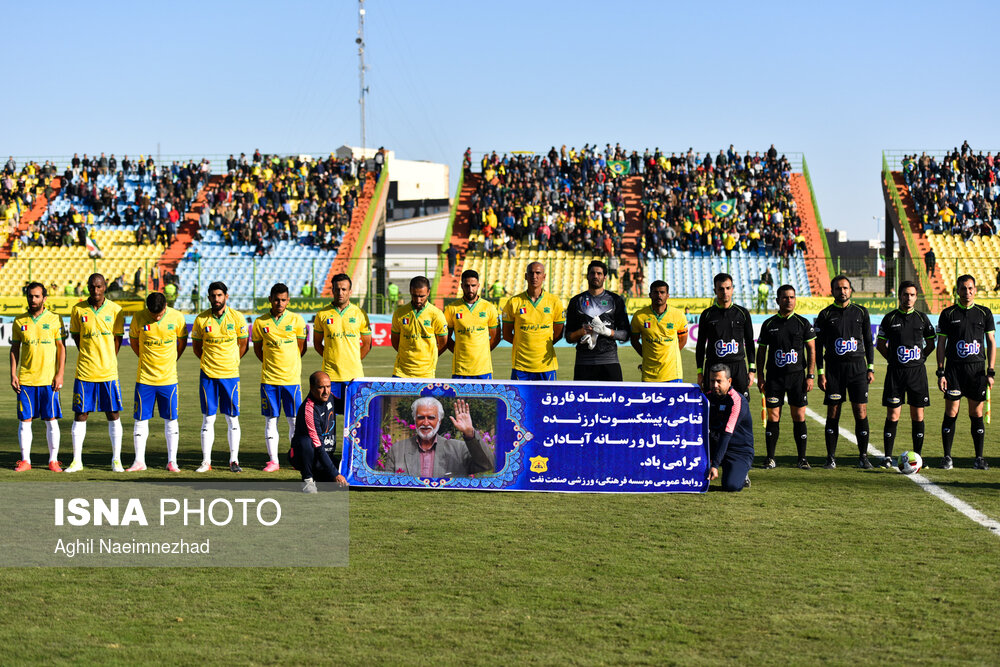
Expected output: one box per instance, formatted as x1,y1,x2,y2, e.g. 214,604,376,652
416,424,440,444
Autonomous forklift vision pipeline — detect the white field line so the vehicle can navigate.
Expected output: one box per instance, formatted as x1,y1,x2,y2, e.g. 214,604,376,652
804,407,1000,538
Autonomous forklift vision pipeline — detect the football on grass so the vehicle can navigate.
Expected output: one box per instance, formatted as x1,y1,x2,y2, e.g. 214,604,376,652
898,451,923,475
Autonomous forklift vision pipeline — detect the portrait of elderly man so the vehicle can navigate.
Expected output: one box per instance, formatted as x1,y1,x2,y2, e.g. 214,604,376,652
385,397,495,477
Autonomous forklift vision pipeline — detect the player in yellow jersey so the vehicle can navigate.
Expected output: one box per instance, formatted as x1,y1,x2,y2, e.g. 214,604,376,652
67,274,126,473
126,292,188,471
10,282,66,472
252,283,307,471
502,262,565,381
192,281,249,473
630,280,688,382
391,276,447,378
313,273,371,413
445,269,500,379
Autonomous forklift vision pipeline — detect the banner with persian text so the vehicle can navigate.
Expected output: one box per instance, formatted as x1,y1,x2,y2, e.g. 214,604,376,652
341,379,710,493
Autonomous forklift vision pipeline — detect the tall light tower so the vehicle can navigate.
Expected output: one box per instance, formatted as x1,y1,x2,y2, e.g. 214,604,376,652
357,0,368,150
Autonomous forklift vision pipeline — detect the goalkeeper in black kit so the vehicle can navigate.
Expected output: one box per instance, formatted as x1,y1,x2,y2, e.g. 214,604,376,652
875,281,935,467
696,273,756,396
814,275,875,469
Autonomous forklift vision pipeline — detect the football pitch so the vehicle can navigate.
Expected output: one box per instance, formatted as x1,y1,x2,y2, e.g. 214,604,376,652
2,346,1000,664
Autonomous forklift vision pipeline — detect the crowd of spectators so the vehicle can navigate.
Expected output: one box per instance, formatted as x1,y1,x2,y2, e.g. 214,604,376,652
3,157,56,235
198,149,376,255
19,154,210,250
466,144,631,257
639,145,805,262
902,142,999,239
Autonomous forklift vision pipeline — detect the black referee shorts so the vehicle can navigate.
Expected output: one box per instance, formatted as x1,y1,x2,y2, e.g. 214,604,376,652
882,365,930,407
574,363,624,382
764,371,808,408
943,362,989,402
823,361,868,405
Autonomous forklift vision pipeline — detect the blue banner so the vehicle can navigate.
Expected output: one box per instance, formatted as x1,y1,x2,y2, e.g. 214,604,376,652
341,379,710,493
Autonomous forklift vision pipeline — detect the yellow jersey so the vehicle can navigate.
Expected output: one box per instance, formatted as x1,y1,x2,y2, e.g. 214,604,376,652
252,310,307,386
315,303,372,382
444,298,500,376
129,308,188,386
630,305,688,382
12,310,66,386
70,299,125,382
391,303,447,378
191,306,248,379
502,291,565,372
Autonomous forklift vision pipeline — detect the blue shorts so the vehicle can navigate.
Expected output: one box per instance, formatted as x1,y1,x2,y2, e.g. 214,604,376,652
134,383,179,420
73,379,123,414
17,385,62,420
511,369,557,382
453,373,493,380
199,372,240,417
260,383,302,418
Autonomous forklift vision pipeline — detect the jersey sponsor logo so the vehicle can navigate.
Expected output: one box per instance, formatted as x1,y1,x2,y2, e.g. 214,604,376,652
774,349,798,367
714,339,739,356
957,340,981,357
833,337,858,354
897,345,921,363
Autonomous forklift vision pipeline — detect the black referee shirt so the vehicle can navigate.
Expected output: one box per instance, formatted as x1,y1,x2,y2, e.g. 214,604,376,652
877,308,935,368
937,303,996,365
696,302,756,372
757,312,815,375
814,302,874,370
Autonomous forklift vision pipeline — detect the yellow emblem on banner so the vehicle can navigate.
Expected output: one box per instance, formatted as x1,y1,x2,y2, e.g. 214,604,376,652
529,455,548,473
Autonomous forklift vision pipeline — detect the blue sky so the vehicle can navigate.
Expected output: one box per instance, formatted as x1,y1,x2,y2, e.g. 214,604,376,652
3,0,999,241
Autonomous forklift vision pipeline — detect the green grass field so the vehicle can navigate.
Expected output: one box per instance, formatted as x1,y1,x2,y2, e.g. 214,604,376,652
2,345,1000,664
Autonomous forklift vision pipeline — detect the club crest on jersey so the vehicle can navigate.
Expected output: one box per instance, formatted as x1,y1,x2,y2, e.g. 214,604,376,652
774,349,798,367
897,345,921,363
834,337,858,354
715,339,739,356
957,340,981,358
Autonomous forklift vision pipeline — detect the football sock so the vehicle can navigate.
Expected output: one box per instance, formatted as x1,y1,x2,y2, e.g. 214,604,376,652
18,421,31,462
793,420,808,459
855,417,870,457
764,421,780,459
882,419,898,458
133,420,149,466
108,419,123,463
824,417,840,458
265,417,279,462
225,415,241,462
942,414,957,458
911,420,924,455
971,416,985,458
286,416,296,443
201,414,217,463
71,421,86,462
46,419,60,462
165,419,179,464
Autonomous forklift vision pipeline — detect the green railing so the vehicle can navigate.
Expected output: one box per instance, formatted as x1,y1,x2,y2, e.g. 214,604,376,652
801,156,836,283
345,167,388,281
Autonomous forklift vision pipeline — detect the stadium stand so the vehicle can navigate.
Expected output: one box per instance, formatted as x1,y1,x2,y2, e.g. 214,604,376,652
446,145,822,304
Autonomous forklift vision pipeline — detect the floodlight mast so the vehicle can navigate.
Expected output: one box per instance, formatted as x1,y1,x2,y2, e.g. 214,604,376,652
357,0,368,151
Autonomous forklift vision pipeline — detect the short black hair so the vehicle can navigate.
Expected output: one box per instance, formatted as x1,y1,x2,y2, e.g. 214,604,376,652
208,281,228,295
776,284,795,298
713,272,733,288
461,269,480,282
25,281,46,296
649,280,668,293
410,276,431,291
587,260,608,275
898,280,917,293
146,292,167,314
269,283,289,298
831,274,852,290
708,363,732,378
331,273,352,288
957,274,976,288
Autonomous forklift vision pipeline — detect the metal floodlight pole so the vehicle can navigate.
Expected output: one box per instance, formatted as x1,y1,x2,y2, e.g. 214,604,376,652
357,0,368,151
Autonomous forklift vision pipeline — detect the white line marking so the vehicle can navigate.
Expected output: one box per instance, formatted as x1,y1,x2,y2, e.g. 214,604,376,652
804,407,1000,537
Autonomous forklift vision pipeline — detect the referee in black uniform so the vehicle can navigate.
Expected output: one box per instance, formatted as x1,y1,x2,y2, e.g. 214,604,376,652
755,285,816,469
935,274,996,470
875,280,935,467
814,275,875,469
696,272,756,396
